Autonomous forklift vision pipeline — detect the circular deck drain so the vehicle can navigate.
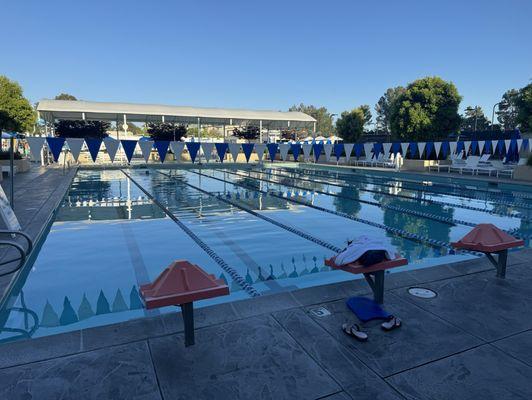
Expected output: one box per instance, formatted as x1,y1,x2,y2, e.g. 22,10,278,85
408,287,437,299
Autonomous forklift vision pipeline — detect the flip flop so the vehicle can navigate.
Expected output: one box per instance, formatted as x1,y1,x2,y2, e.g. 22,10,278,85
381,316,402,331
342,323,368,341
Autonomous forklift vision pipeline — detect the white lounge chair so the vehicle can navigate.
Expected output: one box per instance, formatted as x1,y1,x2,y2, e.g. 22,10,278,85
450,156,479,174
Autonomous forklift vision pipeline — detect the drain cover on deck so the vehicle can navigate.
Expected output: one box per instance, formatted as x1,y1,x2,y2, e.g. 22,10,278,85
408,287,437,299
309,306,331,318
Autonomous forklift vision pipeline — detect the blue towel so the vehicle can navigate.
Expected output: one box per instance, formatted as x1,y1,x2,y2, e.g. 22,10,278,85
346,296,391,322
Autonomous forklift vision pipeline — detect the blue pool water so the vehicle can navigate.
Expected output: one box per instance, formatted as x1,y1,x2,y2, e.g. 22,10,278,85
0,164,530,342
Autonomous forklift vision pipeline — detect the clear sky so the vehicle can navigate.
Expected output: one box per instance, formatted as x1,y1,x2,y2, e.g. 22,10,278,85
2,0,531,120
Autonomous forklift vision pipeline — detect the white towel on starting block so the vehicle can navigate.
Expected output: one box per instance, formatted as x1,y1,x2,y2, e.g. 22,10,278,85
335,236,396,266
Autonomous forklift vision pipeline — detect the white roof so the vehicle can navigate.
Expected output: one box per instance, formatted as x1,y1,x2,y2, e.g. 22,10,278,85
37,99,316,129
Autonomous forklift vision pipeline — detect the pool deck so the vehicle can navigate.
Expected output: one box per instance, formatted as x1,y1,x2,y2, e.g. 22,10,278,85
0,164,77,300
0,248,531,399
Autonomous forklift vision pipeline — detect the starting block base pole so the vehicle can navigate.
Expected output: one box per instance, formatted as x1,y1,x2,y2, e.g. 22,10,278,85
179,302,195,346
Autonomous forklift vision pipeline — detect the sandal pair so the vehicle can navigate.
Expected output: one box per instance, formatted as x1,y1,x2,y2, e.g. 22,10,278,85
342,323,368,341
381,316,401,331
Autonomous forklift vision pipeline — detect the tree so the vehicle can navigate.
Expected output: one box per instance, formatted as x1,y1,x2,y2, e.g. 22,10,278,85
232,125,259,142
460,106,491,131
335,107,366,142
55,93,77,101
359,105,372,130
54,120,110,138
0,76,36,132
516,83,532,132
146,122,187,141
496,89,519,130
289,103,334,134
375,86,405,133
117,121,144,136
389,76,462,140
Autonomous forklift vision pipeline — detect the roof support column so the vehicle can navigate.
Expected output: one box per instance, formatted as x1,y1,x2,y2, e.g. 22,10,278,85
313,122,316,138
259,120,263,143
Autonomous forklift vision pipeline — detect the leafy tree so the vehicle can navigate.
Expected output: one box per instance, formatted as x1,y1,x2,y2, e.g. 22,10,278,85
0,76,36,132
496,89,519,130
54,120,110,138
232,125,259,142
359,105,372,130
516,83,532,132
54,93,77,101
389,76,462,141
288,103,334,134
375,86,405,133
335,107,366,142
146,122,187,141
460,106,491,131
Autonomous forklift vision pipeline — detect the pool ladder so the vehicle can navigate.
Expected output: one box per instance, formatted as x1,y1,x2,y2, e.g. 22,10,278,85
0,230,33,277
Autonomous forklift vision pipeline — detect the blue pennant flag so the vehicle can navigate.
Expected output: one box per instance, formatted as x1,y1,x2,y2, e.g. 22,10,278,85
354,143,363,157
441,141,449,158
121,140,137,163
312,143,323,162
267,143,278,162
373,143,381,157
154,140,170,162
241,143,254,162
456,141,465,155
484,140,492,154
496,139,505,155
409,142,418,158
523,138,529,151
215,143,229,162
391,142,401,154
334,143,344,160
471,140,478,155
186,142,201,163
290,143,301,161
85,138,102,162
425,142,434,158
46,137,66,162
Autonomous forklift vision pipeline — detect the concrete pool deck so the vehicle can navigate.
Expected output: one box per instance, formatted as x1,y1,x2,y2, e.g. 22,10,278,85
0,248,531,399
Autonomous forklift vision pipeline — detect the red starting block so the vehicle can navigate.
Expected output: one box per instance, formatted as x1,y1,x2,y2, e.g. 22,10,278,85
451,223,524,278
325,254,407,304
140,260,229,346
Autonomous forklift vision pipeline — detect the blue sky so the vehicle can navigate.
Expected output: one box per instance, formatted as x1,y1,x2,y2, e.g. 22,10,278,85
2,0,531,120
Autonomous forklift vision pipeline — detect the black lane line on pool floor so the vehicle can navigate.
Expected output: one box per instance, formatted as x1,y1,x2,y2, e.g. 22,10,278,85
237,167,532,229
156,170,343,254
120,169,260,298
189,168,456,253
277,166,532,212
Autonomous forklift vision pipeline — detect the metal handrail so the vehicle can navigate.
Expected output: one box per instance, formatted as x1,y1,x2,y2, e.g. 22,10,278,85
0,306,39,340
0,240,27,277
0,230,33,254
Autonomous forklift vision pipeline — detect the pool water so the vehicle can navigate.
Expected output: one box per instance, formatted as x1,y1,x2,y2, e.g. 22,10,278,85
1,164,530,343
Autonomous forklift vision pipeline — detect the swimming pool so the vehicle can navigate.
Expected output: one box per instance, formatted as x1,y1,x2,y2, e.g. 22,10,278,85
1,164,530,342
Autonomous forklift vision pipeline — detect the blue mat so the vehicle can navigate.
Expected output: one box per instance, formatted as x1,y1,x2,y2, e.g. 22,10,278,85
346,296,391,322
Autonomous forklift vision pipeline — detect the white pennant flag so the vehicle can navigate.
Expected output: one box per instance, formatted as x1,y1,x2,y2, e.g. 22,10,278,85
478,140,485,155
434,142,442,157
170,141,184,161
401,142,409,156
228,143,240,162
201,143,215,162
418,142,426,157
344,143,354,163
383,143,392,156
363,143,373,160
516,139,523,152
323,143,333,161
254,143,267,162
463,141,471,154
504,139,511,153
449,141,457,155
279,143,290,161
26,137,46,162
138,140,154,162
302,143,312,161
66,138,85,162
103,137,120,162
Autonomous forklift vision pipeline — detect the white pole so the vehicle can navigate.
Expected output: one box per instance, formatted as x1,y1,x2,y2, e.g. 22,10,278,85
259,120,263,143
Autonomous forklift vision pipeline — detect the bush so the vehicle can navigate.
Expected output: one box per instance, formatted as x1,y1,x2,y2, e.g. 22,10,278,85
527,154,532,166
